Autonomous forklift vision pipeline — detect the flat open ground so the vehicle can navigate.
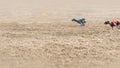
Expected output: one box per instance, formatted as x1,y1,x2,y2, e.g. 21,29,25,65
0,0,120,68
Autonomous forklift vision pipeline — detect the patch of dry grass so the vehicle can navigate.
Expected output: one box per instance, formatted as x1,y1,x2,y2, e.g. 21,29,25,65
0,21,120,68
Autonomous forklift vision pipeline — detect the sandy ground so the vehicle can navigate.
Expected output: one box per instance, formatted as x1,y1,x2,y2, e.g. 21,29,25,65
0,0,120,68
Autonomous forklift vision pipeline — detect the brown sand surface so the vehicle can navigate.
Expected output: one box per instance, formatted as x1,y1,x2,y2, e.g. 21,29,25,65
0,0,120,68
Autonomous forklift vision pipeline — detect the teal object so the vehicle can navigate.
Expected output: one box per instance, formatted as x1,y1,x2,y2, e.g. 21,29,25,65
78,18,86,23
72,18,86,26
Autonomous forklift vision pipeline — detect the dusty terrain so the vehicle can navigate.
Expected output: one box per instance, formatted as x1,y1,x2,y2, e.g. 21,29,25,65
0,0,120,68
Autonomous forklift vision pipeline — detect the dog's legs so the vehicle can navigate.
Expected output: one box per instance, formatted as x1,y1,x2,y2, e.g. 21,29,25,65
117,25,120,29
112,27,113,30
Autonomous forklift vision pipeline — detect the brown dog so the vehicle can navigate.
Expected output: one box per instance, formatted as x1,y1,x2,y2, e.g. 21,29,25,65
104,20,120,29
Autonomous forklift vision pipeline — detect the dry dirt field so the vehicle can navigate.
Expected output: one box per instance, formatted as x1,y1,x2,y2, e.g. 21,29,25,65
0,0,120,68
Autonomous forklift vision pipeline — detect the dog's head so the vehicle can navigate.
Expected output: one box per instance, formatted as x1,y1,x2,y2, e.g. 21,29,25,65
72,18,76,21
104,21,110,25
